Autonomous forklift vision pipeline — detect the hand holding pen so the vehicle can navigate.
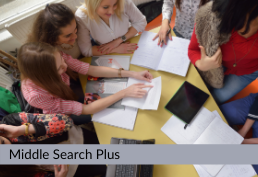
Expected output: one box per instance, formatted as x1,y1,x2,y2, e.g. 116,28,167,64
153,20,172,47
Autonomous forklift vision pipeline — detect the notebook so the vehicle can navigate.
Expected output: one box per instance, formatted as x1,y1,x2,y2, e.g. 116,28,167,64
131,31,190,77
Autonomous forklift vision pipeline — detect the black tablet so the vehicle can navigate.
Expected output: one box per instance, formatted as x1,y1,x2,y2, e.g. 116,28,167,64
165,81,209,124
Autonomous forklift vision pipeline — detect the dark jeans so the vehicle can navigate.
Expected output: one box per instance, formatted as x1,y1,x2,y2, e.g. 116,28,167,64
70,77,92,125
74,128,107,177
173,27,185,38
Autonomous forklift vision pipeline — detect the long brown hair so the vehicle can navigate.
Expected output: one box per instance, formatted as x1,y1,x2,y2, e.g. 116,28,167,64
176,0,209,11
18,42,76,101
27,3,75,46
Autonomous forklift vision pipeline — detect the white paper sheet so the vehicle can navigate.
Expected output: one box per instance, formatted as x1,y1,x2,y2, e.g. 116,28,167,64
194,117,244,144
158,36,191,77
161,107,216,144
94,55,130,70
92,106,138,130
131,31,165,70
194,165,256,177
212,110,222,120
121,77,161,110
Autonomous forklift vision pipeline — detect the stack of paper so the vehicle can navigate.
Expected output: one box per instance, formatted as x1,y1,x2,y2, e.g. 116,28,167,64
161,107,244,176
194,165,256,177
92,106,138,131
121,76,162,110
131,31,190,77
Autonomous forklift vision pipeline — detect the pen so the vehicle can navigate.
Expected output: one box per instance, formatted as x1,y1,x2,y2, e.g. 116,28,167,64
161,28,172,45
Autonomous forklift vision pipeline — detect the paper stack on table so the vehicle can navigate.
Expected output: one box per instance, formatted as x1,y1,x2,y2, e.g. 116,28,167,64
161,107,244,176
131,31,190,77
121,76,162,110
194,165,256,177
92,106,138,131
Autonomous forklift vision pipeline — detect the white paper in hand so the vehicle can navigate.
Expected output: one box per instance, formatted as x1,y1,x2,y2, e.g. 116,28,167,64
121,76,162,110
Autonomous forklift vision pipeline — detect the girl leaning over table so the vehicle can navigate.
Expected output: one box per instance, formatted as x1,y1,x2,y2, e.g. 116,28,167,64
75,0,147,57
0,113,106,177
188,0,258,104
153,0,210,47
19,42,153,125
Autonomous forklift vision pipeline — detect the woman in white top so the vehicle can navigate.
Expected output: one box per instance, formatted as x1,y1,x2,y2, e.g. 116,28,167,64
153,0,209,47
75,0,147,57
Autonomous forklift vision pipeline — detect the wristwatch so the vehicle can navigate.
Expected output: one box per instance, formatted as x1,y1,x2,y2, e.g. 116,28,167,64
121,35,127,42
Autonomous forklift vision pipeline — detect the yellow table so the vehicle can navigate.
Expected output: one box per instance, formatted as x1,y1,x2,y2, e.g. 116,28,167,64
79,27,228,177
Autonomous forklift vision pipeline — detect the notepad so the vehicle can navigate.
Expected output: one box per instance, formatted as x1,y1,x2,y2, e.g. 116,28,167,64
121,76,162,110
194,165,256,177
131,31,191,77
92,106,138,130
161,107,244,176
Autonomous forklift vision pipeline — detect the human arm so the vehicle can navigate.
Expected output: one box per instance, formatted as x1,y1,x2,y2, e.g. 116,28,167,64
75,10,135,56
153,0,174,46
241,96,258,143
98,0,147,53
188,27,222,71
1,113,74,138
238,119,255,138
0,123,35,138
87,66,153,82
81,83,153,114
54,165,69,177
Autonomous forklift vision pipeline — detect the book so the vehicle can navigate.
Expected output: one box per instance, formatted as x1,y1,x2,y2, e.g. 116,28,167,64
131,31,191,77
85,55,130,109
121,76,162,110
161,107,244,176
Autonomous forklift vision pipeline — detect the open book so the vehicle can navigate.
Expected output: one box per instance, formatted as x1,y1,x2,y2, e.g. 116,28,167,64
161,107,244,176
131,31,191,77
121,76,161,110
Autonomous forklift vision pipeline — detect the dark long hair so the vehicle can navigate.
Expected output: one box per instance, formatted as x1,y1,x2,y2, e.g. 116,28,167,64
28,3,75,46
18,42,77,101
212,0,258,35
176,0,209,11
0,165,52,177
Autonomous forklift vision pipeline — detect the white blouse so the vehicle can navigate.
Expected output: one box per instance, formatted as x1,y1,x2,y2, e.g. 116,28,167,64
75,0,147,57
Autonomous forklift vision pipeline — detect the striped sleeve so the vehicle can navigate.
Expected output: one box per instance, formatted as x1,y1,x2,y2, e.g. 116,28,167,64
62,52,90,75
22,80,83,116
30,94,83,116
247,96,258,121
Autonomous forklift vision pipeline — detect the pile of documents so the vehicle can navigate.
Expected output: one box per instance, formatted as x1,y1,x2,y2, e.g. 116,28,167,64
161,107,250,176
90,55,162,131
